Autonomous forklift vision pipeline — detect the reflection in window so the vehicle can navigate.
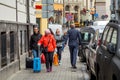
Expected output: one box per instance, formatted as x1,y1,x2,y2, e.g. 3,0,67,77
1,32,7,67
10,31,15,62
81,32,93,42
102,26,109,45
106,28,113,46
111,30,117,44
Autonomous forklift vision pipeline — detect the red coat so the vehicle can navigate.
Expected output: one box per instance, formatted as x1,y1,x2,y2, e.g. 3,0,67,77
38,34,56,52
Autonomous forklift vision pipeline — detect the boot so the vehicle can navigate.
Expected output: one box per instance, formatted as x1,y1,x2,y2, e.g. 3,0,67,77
50,67,52,72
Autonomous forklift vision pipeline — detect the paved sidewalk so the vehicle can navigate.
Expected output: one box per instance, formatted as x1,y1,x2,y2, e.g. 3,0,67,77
8,46,90,80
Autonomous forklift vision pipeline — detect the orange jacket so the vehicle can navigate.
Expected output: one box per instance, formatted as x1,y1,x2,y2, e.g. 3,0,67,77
38,34,56,52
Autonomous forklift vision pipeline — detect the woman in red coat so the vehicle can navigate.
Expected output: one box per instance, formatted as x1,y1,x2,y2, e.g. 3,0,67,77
38,29,56,72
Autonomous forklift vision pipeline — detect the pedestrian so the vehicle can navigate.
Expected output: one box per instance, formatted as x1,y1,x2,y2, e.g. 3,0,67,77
29,27,42,58
65,22,81,69
55,29,64,65
62,31,67,51
38,29,56,72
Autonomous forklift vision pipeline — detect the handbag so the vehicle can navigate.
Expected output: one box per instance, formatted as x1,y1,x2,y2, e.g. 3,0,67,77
42,39,50,53
53,53,59,66
40,53,46,64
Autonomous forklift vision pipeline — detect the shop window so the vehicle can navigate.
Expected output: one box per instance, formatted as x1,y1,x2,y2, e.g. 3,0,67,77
1,32,7,67
10,31,15,62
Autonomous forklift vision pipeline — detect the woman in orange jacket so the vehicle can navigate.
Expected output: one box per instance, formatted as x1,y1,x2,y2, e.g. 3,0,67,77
38,29,56,72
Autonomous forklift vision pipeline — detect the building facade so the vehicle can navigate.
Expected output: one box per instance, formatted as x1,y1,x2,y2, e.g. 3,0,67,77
95,0,111,21
0,0,36,80
110,0,120,20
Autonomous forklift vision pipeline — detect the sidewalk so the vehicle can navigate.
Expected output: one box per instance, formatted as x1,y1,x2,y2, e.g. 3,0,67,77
8,46,89,80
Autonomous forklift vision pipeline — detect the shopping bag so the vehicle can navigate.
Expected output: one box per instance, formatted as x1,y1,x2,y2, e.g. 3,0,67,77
41,53,46,64
53,53,59,66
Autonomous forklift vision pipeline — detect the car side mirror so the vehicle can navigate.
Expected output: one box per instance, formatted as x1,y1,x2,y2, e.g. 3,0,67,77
107,43,116,54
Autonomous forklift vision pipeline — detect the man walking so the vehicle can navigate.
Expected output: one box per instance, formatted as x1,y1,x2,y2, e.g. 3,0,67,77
29,27,42,58
65,22,81,69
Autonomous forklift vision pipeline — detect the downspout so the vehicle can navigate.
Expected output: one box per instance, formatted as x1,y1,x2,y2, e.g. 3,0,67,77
26,0,30,51
16,0,21,70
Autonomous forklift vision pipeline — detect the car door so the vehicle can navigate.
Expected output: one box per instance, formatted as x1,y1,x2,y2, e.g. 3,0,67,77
89,30,98,74
96,26,110,80
101,27,113,80
103,28,117,80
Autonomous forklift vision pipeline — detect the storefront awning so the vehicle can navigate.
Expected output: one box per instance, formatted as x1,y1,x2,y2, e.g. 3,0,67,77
53,4,63,10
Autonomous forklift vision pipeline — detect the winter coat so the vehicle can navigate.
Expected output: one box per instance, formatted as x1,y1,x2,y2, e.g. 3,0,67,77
38,34,56,52
30,33,42,50
55,34,63,47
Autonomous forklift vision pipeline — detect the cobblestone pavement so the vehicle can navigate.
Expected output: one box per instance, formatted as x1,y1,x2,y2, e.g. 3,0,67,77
8,46,90,80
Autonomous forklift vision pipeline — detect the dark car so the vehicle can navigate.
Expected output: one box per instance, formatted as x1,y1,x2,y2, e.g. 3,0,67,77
96,20,120,80
78,27,95,62
84,25,106,80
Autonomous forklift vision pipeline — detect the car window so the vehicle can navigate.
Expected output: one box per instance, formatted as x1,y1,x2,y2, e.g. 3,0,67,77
81,32,93,42
102,26,109,45
111,30,117,44
105,28,113,45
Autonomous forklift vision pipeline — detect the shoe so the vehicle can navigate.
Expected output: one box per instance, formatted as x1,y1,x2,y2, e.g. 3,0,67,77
47,68,50,72
73,66,77,69
50,67,52,72
59,60,61,65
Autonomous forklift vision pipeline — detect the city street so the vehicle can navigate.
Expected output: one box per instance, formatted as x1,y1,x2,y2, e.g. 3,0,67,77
7,46,90,80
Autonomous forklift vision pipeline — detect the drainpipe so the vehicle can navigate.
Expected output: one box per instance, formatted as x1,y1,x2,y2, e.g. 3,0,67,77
26,0,30,51
16,0,21,70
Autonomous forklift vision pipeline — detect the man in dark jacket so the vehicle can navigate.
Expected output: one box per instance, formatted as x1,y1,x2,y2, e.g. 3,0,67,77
65,22,81,69
29,27,42,58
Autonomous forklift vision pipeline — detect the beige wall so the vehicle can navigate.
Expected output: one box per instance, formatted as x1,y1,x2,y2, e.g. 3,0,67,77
96,0,105,2
41,19,48,35
106,0,111,20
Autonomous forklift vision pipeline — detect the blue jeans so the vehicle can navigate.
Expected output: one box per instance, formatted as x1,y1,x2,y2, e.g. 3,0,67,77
32,50,39,58
69,46,78,66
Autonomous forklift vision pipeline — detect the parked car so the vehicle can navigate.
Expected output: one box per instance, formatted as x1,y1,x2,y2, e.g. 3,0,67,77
85,24,107,80
78,27,95,62
96,20,120,80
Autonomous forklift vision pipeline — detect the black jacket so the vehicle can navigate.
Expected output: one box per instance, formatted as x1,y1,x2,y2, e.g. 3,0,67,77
30,33,42,50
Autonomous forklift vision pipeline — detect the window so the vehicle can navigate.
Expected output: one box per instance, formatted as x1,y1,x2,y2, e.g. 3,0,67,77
102,26,109,45
81,32,93,42
24,30,27,52
10,32,15,62
36,18,41,30
20,31,23,55
105,28,113,46
111,30,117,44
1,32,7,67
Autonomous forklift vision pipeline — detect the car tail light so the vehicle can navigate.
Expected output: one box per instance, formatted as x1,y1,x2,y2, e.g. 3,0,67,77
97,38,101,46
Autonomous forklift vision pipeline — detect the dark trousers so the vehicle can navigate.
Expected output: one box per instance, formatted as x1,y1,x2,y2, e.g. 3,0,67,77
57,47,62,61
44,52,54,69
69,46,78,67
